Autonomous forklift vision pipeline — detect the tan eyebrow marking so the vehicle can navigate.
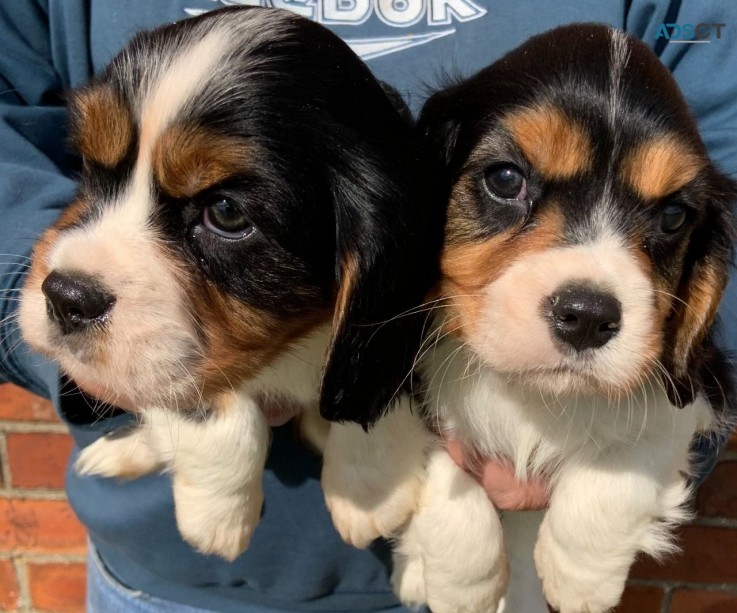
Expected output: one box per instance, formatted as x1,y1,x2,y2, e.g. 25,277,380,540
72,85,134,167
621,136,705,200
503,106,592,179
152,123,254,198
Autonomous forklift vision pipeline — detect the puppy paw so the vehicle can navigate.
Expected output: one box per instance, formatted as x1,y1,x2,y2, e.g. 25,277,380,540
391,551,427,607
535,523,625,613
75,427,161,479
425,569,508,613
173,478,263,561
323,472,423,548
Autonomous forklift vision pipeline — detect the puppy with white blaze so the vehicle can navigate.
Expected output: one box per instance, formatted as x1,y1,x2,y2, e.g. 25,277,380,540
19,7,441,561
326,24,737,613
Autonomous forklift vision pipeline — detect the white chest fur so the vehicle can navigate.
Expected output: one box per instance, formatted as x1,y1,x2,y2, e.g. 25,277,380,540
391,336,717,613
423,337,713,483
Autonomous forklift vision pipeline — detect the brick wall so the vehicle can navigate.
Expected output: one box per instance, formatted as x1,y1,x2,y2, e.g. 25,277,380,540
623,434,737,612
0,382,735,612
0,385,86,613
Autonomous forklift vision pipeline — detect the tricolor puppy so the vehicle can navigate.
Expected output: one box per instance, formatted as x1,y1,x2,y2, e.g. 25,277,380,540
330,24,737,612
19,7,439,561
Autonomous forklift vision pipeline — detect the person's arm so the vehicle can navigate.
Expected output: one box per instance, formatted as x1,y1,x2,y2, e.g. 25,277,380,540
0,1,90,397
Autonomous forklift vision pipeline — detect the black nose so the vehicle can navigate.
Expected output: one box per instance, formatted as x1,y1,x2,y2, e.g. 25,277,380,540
41,270,115,335
547,285,621,351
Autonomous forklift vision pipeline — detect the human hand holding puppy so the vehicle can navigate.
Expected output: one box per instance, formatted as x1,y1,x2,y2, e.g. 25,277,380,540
447,440,549,511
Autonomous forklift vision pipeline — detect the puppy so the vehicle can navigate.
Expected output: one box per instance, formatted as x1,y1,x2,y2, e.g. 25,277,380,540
19,6,439,561
328,24,737,612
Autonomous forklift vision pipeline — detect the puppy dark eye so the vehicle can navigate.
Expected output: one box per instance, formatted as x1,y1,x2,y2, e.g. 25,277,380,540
202,198,254,239
484,165,527,200
660,203,687,233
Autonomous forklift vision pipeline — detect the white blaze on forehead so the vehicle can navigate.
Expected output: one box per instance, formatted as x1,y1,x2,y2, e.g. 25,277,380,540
607,28,630,132
137,30,231,154
590,28,631,234
125,30,232,227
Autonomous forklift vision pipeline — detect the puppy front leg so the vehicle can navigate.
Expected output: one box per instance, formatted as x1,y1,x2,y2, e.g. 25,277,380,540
407,448,509,613
535,454,691,613
166,393,269,561
75,413,164,479
322,397,432,548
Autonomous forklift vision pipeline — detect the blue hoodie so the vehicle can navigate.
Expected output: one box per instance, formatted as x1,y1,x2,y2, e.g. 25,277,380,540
1,1,736,611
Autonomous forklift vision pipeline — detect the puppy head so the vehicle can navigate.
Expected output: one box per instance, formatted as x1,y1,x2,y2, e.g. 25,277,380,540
419,24,736,404
20,7,439,417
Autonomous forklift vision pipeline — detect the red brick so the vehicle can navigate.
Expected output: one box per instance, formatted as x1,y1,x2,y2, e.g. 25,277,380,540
698,461,737,518
728,429,737,452
28,562,86,613
630,526,737,583
616,584,664,612
670,589,737,613
0,385,56,422
0,559,19,611
0,499,86,554
6,432,72,489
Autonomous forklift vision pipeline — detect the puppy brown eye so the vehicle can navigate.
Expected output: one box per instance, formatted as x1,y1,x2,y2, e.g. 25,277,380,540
660,203,687,233
484,165,527,200
203,198,254,239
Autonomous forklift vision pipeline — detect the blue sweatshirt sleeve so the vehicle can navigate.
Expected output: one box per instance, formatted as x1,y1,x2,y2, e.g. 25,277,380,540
0,1,90,396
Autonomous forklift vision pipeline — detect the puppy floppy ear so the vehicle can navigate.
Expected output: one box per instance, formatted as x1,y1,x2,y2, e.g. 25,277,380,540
663,171,737,407
417,88,463,170
319,138,443,427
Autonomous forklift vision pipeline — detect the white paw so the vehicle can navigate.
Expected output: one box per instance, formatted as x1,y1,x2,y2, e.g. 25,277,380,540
173,478,263,562
535,523,625,613
75,427,161,479
391,550,427,607
425,569,508,613
323,472,423,548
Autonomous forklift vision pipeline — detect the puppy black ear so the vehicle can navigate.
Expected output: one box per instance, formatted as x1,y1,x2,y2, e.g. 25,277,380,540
663,171,737,407
319,125,444,428
378,81,413,124
417,88,463,170
319,85,462,427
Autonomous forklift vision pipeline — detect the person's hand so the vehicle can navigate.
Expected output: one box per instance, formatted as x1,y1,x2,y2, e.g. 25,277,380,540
446,440,549,511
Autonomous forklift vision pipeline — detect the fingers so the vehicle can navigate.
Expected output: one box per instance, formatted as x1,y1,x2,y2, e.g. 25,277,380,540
446,440,550,511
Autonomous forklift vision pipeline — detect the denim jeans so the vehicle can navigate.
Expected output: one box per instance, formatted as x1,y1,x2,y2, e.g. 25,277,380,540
87,545,220,613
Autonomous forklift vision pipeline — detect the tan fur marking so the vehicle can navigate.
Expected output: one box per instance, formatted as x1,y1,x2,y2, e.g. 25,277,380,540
153,124,253,198
672,261,725,375
333,255,359,332
440,206,564,333
504,106,591,179
194,283,326,401
73,87,133,167
622,136,704,200
444,174,485,243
